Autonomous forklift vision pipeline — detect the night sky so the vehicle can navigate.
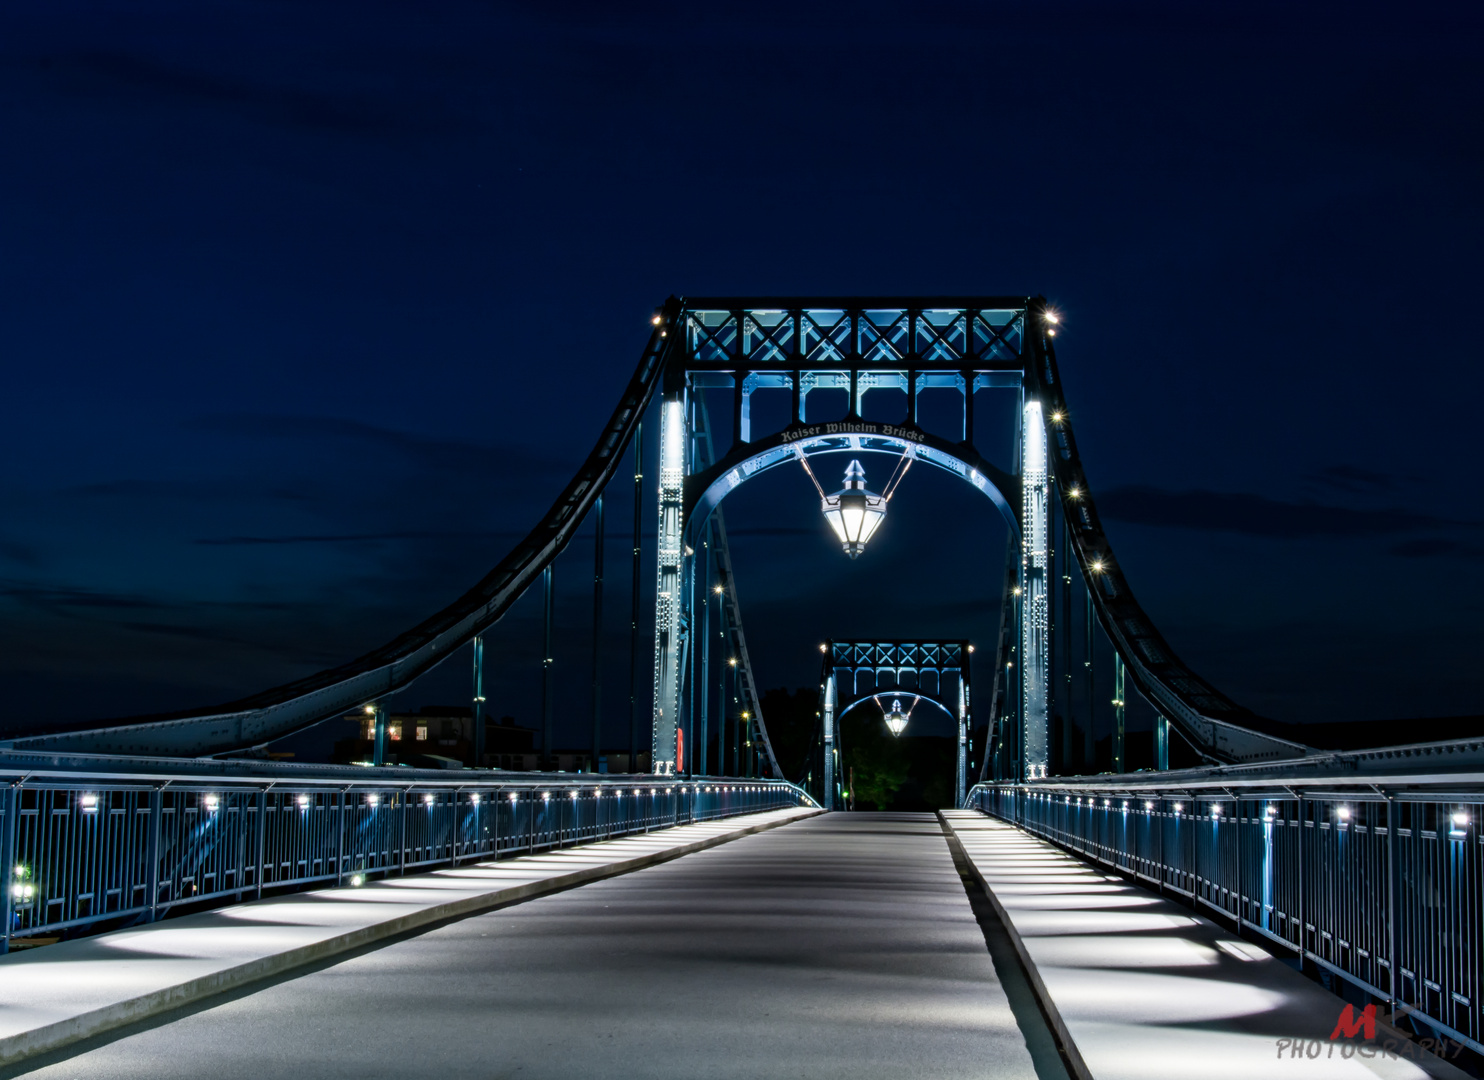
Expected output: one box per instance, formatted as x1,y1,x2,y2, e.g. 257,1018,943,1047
3,2,1482,756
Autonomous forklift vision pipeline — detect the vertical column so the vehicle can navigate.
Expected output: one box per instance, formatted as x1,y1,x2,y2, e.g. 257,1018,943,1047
1112,652,1126,772
697,538,711,776
728,658,739,777
541,565,554,770
651,395,687,775
591,493,604,772
373,704,387,767
1155,714,1169,770
629,421,643,772
956,673,969,808
822,674,837,810
471,634,485,768
1020,400,1050,780
1062,508,1075,771
1084,587,1095,768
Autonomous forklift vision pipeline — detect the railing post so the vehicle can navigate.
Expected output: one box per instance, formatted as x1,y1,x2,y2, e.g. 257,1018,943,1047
335,788,346,884
254,788,267,900
1296,796,1306,974
1,782,18,955
399,788,409,876
146,786,163,922
1385,792,1398,1015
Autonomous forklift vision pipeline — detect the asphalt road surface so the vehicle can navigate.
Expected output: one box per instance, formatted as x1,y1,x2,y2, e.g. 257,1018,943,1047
13,813,1066,1080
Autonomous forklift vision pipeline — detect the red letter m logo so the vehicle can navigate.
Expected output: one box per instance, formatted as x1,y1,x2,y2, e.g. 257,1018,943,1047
1330,1004,1377,1040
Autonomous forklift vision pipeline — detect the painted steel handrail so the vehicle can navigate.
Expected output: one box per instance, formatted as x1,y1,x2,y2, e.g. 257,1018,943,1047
966,771,1484,1058
1,762,814,953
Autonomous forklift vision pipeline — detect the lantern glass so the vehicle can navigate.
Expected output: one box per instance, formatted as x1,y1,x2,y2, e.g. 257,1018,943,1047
820,460,886,558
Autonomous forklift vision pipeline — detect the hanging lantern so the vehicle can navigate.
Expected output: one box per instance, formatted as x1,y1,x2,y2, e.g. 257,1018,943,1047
820,460,887,559
884,697,909,737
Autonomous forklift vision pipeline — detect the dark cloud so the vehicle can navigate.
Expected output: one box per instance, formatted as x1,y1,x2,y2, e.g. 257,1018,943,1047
186,414,577,480
0,582,173,612
1098,486,1468,539
63,479,315,502
1306,465,1404,494
195,530,527,546
0,540,45,568
53,50,455,136
1389,538,1484,561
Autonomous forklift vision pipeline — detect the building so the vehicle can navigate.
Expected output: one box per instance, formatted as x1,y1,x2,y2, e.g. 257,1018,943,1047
332,706,650,772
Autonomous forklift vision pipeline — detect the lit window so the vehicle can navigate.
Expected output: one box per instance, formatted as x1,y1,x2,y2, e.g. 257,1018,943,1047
416,725,429,741
388,723,402,742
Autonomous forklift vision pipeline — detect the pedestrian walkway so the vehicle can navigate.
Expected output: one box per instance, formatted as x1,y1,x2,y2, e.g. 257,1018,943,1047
940,810,1469,1080
0,805,818,1068
10,813,1056,1080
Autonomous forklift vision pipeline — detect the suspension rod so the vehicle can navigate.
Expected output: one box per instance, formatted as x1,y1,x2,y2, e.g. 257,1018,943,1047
542,565,554,770
591,493,603,772
629,420,642,772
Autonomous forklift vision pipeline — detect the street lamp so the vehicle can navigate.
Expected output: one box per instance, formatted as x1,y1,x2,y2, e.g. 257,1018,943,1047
884,698,909,737
820,460,886,559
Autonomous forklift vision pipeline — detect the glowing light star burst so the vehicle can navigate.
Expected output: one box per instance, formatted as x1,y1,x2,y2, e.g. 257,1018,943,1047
820,460,886,559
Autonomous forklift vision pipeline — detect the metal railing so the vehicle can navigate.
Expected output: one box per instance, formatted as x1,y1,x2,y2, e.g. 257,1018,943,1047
967,765,1484,1058
1,755,813,952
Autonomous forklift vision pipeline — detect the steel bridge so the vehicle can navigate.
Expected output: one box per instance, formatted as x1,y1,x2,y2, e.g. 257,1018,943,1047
1,296,1480,1075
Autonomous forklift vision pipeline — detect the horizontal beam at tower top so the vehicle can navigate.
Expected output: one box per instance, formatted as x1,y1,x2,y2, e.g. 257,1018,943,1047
828,640,969,673
676,297,1034,372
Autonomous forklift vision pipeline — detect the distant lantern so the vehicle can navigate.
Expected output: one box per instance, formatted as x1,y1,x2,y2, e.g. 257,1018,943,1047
820,460,887,559
884,698,909,737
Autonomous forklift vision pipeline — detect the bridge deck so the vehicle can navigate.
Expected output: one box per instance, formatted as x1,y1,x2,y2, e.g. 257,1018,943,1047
0,806,816,1070
940,810,1468,1080
11,813,1052,1080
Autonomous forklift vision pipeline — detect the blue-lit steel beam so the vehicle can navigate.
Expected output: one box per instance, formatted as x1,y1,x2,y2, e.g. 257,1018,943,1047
651,395,687,775
1020,400,1050,780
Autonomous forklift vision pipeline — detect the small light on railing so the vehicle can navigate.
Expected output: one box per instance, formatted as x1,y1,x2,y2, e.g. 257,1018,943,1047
542,792,551,801
509,793,518,802
1103,799,1110,808
204,795,220,812
1145,801,1154,811
1173,802,1183,813
363,704,376,715
423,793,435,806
470,793,480,805
1453,811,1470,828
1210,804,1222,817
1336,806,1351,821
1121,800,1129,810
350,872,366,887
297,794,311,810
570,791,578,799
665,788,672,795
80,793,99,812
649,788,656,795
366,793,380,807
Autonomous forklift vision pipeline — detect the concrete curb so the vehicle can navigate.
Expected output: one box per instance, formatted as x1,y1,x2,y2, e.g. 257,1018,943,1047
0,806,824,1068
938,811,1094,1080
